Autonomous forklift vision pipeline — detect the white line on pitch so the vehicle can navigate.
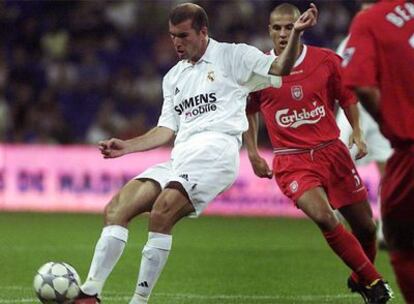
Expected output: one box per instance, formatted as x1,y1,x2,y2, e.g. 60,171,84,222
0,291,357,304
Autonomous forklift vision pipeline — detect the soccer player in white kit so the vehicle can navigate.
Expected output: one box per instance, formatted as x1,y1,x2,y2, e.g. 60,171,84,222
335,1,393,248
74,3,318,304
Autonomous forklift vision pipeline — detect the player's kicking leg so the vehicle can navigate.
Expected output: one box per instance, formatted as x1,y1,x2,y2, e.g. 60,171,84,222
129,181,195,304
338,200,393,303
339,200,377,276
75,179,160,304
297,187,392,303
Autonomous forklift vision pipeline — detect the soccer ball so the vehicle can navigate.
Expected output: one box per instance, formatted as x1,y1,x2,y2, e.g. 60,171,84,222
33,262,81,303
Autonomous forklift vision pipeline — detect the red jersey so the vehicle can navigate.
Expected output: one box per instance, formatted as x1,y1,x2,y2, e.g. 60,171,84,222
342,0,414,148
248,45,357,149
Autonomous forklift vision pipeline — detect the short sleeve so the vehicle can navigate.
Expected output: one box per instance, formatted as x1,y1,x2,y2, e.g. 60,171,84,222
328,53,357,109
342,12,378,89
157,77,179,132
230,43,282,91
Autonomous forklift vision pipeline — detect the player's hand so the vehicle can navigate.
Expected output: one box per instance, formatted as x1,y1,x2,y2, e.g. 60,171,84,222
249,155,273,179
98,138,129,159
348,130,368,160
294,3,318,32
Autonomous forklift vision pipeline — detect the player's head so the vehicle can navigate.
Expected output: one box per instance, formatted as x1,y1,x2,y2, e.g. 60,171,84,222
169,3,209,63
268,3,301,56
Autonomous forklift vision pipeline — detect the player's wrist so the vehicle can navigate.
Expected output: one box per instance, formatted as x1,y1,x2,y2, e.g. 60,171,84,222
123,139,136,154
352,127,363,136
248,152,262,162
292,27,303,35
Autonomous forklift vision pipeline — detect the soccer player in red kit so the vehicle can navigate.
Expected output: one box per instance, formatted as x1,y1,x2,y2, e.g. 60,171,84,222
244,3,393,303
342,0,414,302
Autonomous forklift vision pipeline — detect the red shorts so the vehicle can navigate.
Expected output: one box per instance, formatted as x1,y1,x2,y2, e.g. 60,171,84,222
381,149,414,220
273,140,368,209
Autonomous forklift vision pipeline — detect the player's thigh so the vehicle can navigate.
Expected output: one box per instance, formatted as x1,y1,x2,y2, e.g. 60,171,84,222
297,187,338,229
149,185,195,232
272,154,322,204
105,179,161,224
171,133,240,216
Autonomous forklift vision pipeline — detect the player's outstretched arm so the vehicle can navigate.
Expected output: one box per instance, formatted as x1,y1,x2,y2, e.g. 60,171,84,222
343,104,368,160
243,113,273,179
269,3,318,76
99,126,175,159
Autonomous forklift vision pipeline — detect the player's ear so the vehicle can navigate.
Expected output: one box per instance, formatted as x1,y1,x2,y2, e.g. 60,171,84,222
200,26,208,38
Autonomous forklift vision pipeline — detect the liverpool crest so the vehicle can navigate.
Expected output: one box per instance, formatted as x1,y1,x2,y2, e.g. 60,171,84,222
291,85,303,101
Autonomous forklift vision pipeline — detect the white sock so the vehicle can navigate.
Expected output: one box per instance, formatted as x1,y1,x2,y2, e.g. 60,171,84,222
82,225,128,296
129,232,172,304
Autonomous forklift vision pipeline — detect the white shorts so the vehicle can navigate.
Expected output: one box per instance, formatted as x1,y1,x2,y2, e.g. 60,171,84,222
135,132,240,216
337,104,393,165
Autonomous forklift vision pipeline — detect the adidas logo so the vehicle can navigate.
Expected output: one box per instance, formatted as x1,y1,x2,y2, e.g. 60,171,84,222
175,87,180,95
179,174,189,181
138,281,149,288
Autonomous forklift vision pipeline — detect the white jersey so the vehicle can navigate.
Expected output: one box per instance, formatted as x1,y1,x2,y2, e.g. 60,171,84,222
157,38,281,146
336,36,392,164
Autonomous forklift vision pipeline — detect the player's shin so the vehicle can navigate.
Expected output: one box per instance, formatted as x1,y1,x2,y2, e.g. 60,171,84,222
81,225,129,296
350,228,377,284
323,224,381,285
130,232,172,304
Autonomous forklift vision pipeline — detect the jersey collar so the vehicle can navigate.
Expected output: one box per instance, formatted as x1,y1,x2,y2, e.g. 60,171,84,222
197,38,216,64
271,44,307,68
181,38,215,68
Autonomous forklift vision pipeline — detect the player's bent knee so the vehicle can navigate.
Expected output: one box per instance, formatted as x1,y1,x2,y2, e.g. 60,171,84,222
355,220,377,240
104,196,129,226
312,210,338,230
364,221,377,238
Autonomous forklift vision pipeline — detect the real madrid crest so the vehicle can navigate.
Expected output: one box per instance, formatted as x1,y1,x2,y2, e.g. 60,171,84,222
207,70,215,82
291,85,303,101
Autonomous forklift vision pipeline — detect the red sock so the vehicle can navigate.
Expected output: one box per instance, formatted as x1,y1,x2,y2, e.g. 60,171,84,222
351,237,377,283
390,250,414,303
323,224,381,285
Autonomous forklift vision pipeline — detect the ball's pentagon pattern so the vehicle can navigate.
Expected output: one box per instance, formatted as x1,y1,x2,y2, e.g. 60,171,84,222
33,262,81,303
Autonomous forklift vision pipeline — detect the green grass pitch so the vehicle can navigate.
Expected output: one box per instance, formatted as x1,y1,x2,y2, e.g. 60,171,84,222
0,212,404,303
